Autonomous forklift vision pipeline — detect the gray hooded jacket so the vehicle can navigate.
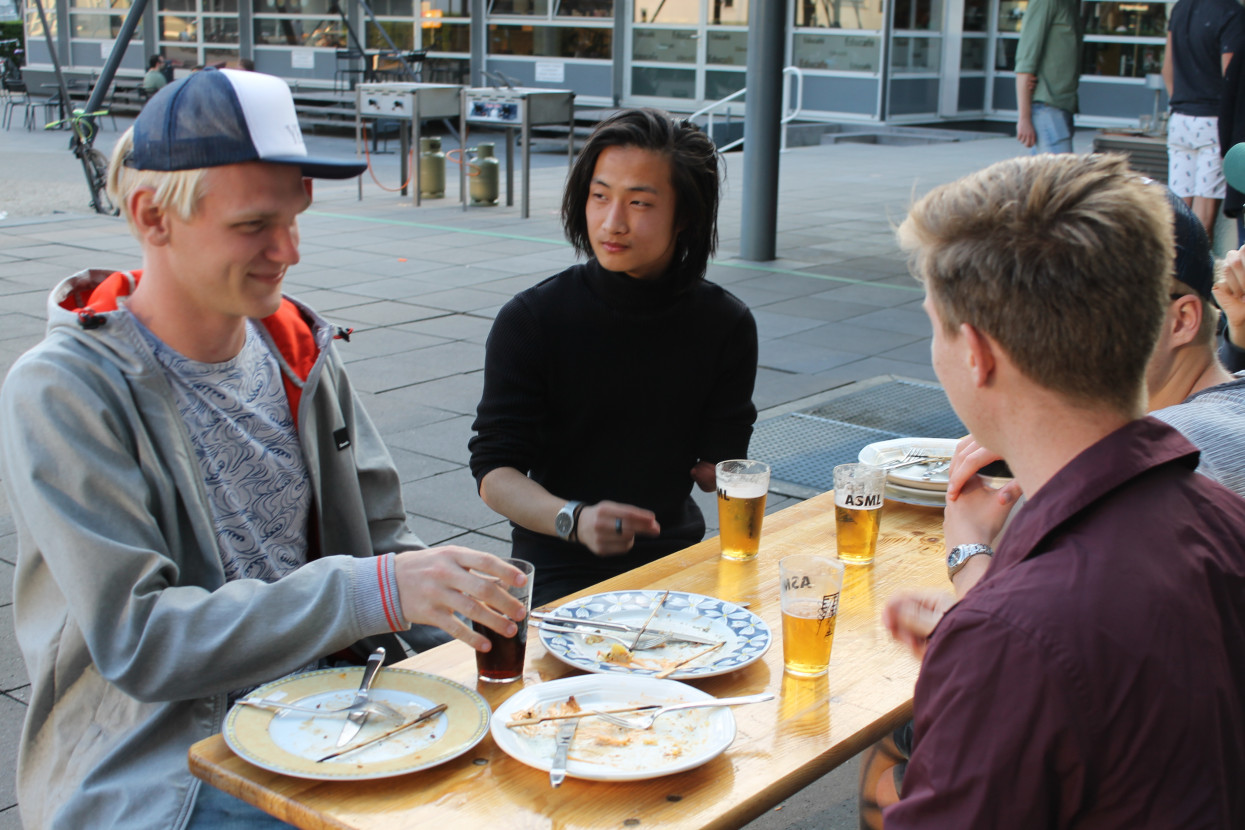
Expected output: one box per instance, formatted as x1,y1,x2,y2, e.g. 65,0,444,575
2,269,423,829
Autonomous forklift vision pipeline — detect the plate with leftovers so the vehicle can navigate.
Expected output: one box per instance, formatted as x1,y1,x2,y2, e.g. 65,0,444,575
538,590,770,679
224,667,490,780
490,674,738,782
858,437,958,491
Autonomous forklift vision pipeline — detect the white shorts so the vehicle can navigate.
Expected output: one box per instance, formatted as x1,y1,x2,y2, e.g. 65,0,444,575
1167,112,1226,199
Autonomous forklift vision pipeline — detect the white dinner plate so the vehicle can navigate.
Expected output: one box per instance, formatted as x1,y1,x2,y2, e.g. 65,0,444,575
223,667,490,780
859,437,958,491
885,481,947,507
539,590,771,679
490,674,737,782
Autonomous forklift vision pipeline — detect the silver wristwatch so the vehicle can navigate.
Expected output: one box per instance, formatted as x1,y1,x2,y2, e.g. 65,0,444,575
946,543,994,579
555,500,583,541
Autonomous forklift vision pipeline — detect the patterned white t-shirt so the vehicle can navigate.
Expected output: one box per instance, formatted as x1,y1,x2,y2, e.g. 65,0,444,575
134,314,312,583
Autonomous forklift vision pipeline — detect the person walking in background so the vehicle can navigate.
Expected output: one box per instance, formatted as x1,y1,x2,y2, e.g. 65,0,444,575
1164,0,1245,238
469,108,758,608
142,54,168,93
1014,0,1082,153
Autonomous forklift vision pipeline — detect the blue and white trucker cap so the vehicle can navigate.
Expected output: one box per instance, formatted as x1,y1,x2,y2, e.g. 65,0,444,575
128,67,366,179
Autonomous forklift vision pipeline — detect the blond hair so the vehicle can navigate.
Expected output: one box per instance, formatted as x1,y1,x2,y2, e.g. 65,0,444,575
898,154,1174,414
107,127,209,234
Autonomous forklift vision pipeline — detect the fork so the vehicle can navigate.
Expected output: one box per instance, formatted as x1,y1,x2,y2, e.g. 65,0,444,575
590,692,774,730
236,696,405,722
876,448,922,470
877,450,950,471
540,623,674,651
920,460,952,480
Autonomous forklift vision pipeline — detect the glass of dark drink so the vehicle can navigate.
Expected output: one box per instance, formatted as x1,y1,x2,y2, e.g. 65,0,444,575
474,558,535,683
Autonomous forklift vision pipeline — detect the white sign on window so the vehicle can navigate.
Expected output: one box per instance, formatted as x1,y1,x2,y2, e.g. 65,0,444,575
101,42,114,59
534,61,564,83
291,50,315,69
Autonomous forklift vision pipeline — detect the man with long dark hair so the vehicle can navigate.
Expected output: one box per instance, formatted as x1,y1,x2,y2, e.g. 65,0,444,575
469,108,758,605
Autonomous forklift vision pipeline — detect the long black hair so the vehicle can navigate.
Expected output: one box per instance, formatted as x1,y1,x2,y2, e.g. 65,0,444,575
562,108,721,290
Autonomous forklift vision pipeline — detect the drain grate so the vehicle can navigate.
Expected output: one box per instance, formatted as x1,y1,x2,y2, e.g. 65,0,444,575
750,379,964,493
803,379,965,437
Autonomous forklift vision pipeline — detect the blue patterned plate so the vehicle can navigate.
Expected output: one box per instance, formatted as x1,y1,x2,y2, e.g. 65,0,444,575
539,590,771,679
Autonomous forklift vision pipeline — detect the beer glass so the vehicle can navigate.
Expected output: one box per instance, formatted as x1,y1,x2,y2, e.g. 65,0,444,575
833,463,887,564
779,554,845,677
473,558,535,683
716,459,770,560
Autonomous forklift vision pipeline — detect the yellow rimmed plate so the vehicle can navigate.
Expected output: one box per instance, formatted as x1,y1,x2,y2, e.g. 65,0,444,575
223,666,490,780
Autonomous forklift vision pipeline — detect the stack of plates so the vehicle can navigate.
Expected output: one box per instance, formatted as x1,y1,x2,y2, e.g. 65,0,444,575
858,437,958,507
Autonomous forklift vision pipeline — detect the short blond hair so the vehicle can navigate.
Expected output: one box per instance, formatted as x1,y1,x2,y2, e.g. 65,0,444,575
898,154,1174,414
107,127,209,234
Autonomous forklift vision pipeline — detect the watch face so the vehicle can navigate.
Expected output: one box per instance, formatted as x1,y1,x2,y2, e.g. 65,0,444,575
555,509,573,537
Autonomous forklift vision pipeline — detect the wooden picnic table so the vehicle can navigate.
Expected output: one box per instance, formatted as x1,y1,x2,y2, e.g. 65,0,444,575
189,489,946,829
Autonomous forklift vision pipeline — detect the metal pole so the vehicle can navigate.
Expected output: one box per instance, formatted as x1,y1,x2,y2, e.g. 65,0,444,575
739,0,786,262
611,0,626,106
506,125,515,208
520,118,529,218
81,0,151,130
470,0,486,88
31,0,73,127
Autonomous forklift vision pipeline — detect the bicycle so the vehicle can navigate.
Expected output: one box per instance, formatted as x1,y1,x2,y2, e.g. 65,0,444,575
44,106,118,217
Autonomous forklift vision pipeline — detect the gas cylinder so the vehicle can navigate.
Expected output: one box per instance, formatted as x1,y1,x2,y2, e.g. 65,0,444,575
419,136,445,199
470,143,500,206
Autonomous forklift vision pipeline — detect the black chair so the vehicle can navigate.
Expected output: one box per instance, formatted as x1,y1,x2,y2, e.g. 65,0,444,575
403,49,427,82
334,48,365,92
1,77,28,130
368,50,406,82
23,86,58,131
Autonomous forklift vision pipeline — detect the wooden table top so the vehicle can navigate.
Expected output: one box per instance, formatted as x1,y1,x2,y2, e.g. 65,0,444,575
189,491,946,830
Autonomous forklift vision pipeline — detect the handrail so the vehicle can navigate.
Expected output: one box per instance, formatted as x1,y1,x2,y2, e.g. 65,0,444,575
688,66,805,153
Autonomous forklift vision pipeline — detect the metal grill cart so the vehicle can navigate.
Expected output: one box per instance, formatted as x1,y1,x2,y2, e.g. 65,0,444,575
459,87,575,219
355,82,462,206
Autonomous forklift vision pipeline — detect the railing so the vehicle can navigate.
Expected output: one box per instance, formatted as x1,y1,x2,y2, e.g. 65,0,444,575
688,66,805,153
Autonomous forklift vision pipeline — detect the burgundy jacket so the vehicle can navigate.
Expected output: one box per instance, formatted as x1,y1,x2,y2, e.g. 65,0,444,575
887,417,1245,829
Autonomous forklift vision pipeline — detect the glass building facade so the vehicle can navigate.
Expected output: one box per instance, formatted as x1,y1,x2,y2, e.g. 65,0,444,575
20,0,1172,126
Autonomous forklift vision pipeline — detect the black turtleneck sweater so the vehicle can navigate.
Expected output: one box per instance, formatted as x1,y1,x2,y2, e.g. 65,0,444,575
469,259,758,605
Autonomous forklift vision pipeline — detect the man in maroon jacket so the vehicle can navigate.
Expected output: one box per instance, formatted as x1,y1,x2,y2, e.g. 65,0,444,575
881,153,1245,828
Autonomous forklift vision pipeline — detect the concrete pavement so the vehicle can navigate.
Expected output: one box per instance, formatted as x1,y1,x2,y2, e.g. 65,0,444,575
0,114,1062,828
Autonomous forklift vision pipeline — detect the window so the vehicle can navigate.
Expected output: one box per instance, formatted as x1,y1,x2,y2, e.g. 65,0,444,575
634,0,697,24
253,0,344,47
71,0,142,41
488,24,610,58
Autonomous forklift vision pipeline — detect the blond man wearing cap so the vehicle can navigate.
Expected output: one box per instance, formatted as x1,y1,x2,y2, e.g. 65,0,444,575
0,68,527,829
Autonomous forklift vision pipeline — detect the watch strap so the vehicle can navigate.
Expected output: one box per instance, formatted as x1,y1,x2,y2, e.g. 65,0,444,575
570,501,586,543
555,500,583,541
947,543,994,579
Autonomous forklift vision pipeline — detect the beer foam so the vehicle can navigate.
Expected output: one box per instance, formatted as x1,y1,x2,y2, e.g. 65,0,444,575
721,482,768,500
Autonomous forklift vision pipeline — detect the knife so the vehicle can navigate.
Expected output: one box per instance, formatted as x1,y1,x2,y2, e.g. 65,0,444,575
535,616,720,646
316,702,447,763
549,718,578,788
335,647,385,748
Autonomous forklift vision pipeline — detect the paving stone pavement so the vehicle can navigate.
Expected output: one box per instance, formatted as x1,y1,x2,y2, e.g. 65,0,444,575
0,116,1070,828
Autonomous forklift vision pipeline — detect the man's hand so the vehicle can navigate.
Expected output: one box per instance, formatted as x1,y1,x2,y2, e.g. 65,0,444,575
577,501,661,556
690,460,717,493
1016,116,1037,148
1215,245,1245,348
945,435,1022,505
882,590,956,660
393,547,528,652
